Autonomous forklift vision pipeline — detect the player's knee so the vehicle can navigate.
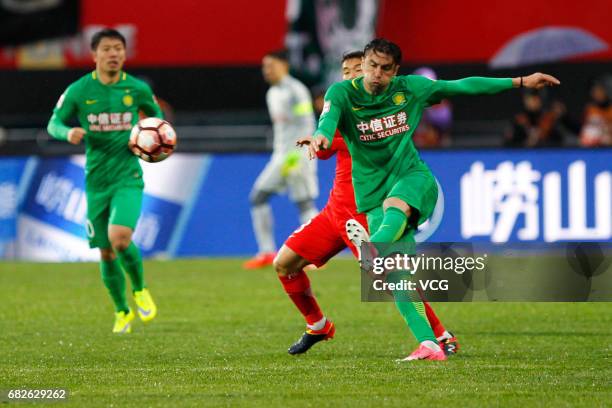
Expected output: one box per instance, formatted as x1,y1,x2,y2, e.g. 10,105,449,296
109,233,131,252
99,248,115,261
111,238,131,252
108,225,133,252
383,197,411,217
273,256,290,276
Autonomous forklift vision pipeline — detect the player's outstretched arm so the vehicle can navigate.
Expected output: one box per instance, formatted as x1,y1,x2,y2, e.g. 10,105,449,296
424,73,560,102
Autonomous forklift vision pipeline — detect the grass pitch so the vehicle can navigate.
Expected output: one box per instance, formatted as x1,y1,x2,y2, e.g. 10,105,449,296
0,259,610,407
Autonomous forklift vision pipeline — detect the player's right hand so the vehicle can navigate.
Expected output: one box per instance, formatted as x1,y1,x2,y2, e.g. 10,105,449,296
67,127,86,145
296,136,313,147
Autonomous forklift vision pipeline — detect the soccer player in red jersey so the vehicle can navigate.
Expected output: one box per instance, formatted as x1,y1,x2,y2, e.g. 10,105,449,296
274,51,457,355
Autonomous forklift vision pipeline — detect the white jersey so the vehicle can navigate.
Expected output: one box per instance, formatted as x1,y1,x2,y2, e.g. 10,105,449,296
266,75,316,156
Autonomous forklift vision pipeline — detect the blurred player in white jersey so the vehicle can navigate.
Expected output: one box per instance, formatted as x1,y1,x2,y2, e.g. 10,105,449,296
244,50,318,269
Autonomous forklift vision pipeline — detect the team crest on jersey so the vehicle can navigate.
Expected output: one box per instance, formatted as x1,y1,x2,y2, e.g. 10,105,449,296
392,92,406,105
122,95,134,107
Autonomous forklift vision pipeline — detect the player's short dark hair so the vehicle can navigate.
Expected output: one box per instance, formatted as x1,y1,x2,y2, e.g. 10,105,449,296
265,49,289,62
342,50,364,62
363,38,402,65
91,29,126,51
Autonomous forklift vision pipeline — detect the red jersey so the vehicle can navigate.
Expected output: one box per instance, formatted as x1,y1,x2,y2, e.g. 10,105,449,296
285,130,367,265
316,130,358,217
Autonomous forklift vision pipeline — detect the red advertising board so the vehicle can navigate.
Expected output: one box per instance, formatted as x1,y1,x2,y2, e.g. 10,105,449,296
378,0,612,63
0,0,287,68
0,0,610,68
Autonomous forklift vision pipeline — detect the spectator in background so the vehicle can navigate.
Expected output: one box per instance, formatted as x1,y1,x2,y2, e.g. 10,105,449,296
505,88,574,147
580,76,612,147
412,67,452,148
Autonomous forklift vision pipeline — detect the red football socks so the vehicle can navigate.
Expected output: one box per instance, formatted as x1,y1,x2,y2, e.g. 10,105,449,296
278,271,324,325
423,301,446,338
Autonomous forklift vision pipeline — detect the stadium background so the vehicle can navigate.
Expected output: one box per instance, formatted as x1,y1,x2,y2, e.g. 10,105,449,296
0,0,610,260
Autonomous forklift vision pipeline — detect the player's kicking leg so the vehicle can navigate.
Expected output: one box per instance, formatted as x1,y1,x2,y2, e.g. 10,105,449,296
346,216,458,355
345,207,447,361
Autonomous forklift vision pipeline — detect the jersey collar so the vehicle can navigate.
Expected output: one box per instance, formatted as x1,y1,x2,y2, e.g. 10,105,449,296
91,70,127,84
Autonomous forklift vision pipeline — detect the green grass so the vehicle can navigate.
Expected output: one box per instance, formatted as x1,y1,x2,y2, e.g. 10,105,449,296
0,259,610,407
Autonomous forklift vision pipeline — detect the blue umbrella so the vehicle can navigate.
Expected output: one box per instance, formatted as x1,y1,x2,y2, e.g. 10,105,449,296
489,26,609,69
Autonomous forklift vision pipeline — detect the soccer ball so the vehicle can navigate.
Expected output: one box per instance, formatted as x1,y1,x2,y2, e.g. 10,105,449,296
129,117,177,163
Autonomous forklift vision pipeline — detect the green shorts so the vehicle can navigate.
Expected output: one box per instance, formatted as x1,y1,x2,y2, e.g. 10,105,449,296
367,161,438,244
389,161,438,226
85,186,143,248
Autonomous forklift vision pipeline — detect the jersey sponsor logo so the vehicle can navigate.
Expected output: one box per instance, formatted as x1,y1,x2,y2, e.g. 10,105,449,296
122,95,134,107
356,112,409,142
87,112,133,132
392,92,406,105
85,99,98,105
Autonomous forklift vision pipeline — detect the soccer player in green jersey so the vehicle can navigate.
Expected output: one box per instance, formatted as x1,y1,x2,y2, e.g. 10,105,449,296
303,38,560,361
47,29,162,334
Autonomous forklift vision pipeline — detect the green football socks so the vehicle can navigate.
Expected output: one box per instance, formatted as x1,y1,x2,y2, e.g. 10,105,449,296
388,270,437,343
117,242,145,292
100,259,129,313
372,206,436,343
370,206,408,243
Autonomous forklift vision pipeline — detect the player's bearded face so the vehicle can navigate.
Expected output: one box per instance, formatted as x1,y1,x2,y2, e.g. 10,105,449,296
362,51,399,95
93,38,126,75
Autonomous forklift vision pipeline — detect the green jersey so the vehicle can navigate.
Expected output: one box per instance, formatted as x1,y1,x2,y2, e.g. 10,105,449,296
314,75,513,212
47,71,162,190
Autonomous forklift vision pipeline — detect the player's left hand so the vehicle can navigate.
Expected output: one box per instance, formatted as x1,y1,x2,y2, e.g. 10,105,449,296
520,73,561,89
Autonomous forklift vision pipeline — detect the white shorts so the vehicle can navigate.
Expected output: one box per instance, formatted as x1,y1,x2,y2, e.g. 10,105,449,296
252,153,318,202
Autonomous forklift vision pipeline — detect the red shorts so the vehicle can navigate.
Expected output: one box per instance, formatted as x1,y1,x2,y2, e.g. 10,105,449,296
285,204,369,267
